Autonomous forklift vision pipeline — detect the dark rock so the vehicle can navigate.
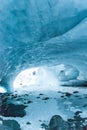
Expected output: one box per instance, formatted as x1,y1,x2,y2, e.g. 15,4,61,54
39,93,44,96
61,95,64,98
65,92,72,97
0,93,27,117
0,118,21,130
68,112,87,130
26,122,31,125
73,91,79,94
3,119,21,130
27,100,33,104
0,125,12,130
57,91,62,93
42,97,50,100
79,97,82,99
47,115,68,130
75,111,82,116
64,98,67,100
41,123,48,129
37,96,40,99
0,102,27,117
39,120,42,122
83,104,87,107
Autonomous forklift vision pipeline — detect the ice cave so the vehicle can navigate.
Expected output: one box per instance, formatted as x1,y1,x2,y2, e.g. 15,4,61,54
0,0,87,130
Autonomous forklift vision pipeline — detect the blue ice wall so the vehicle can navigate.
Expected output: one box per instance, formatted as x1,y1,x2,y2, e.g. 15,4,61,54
0,0,87,91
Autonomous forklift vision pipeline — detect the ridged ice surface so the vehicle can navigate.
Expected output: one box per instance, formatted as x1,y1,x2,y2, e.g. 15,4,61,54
0,1,87,130
0,0,87,92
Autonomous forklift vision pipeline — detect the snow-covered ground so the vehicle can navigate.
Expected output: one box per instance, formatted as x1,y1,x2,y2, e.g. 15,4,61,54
0,86,87,130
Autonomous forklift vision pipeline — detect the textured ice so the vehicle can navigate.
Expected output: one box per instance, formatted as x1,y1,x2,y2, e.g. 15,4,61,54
1,1,87,130
0,0,87,90
0,0,87,92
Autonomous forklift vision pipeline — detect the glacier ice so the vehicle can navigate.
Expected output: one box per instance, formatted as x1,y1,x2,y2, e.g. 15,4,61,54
13,64,81,92
0,0,87,92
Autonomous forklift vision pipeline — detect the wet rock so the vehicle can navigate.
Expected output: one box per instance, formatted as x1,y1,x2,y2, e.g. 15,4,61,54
26,122,31,125
47,115,68,130
41,123,48,129
3,120,21,130
0,102,27,117
73,91,79,94
0,93,27,117
39,120,42,122
0,125,12,130
36,96,40,99
68,112,87,130
75,111,82,116
65,92,72,97
83,104,87,107
42,97,50,100
39,93,44,96
61,95,64,98
64,98,67,100
27,100,33,104
0,118,21,130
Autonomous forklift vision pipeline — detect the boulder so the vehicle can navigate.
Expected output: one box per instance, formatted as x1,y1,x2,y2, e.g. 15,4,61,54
48,115,68,130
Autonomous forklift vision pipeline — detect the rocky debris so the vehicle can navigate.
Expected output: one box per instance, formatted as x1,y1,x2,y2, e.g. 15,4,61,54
36,96,40,99
26,122,31,125
65,92,72,97
27,100,33,104
0,102,27,117
42,113,87,130
61,95,64,98
0,118,21,130
39,93,44,96
0,125,12,130
42,115,68,130
42,97,50,100
41,123,48,129
0,93,27,117
83,104,87,107
73,91,79,94
75,111,82,115
68,111,87,130
48,115,68,130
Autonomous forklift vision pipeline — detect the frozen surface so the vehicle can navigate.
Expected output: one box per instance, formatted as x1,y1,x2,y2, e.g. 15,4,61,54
0,0,87,91
0,88,87,130
0,0,87,130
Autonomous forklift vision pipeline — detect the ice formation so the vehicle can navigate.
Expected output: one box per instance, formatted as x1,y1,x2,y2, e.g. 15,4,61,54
0,0,87,92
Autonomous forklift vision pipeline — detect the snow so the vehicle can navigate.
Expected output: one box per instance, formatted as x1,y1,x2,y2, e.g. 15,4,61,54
0,86,6,93
1,88,87,130
13,64,81,92
15,88,87,130
13,66,60,91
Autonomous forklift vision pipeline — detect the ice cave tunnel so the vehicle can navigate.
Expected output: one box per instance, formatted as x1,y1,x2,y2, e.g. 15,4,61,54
0,0,87,92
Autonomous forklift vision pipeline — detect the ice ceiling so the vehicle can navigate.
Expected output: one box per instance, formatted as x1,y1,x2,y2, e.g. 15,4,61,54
0,0,87,92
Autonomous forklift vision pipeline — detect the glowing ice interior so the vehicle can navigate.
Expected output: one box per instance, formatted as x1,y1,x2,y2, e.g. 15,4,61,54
13,64,80,92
